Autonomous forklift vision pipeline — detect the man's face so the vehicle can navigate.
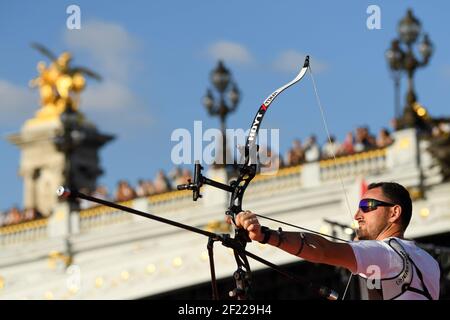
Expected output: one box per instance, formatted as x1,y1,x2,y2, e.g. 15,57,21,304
354,187,394,240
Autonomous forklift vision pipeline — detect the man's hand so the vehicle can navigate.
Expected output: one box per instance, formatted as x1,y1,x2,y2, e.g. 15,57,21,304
232,210,264,242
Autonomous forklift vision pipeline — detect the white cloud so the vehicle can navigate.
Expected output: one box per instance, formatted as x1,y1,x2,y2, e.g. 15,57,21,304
64,20,139,81
82,81,137,111
273,50,327,74
63,20,153,128
79,82,154,132
207,41,253,64
0,79,38,124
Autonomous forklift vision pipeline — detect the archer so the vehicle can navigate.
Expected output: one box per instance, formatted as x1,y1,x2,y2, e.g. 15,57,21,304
234,182,440,300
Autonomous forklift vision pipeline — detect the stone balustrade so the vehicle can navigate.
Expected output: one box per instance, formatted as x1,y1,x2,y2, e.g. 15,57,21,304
0,218,48,246
320,149,387,181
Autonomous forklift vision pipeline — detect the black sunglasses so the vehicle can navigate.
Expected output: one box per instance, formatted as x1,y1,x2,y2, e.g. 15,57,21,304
359,198,396,213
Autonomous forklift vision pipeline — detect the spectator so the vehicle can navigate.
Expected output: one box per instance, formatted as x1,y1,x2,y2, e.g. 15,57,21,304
145,180,156,195
154,170,172,194
432,121,450,138
136,179,148,197
376,128,394,148
390,117,400,131
6,206,22,225
136,179,155,197
354,127,365,152
169,166,183,189
178,169,193,185
23,208,37,221
0,210,7,226
259,147,283,172
271,149,284,170
115,180,137,202
303,135,320,162
322,135,341,159
365,127,377,147
355,126,376,152
285,139,304,166
339,131,355,155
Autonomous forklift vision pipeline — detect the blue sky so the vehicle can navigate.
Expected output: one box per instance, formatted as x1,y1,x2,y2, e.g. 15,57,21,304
1,1,449,211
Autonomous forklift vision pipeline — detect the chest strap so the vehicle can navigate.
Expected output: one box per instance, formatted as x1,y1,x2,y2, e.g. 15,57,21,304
366,239,432,300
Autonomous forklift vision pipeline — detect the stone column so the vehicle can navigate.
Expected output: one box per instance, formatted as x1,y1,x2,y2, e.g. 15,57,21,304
8,115,114,217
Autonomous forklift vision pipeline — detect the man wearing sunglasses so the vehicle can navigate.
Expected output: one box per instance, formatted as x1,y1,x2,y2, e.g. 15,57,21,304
234,182,440,300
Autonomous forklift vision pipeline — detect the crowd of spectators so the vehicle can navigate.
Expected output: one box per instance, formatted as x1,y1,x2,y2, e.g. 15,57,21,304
0,124,416,227
431,120,450,138
283,126,394,166
0,207,43,228
78,168,194,209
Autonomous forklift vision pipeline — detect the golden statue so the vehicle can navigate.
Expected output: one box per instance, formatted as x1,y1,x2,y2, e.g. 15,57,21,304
28,43,101,123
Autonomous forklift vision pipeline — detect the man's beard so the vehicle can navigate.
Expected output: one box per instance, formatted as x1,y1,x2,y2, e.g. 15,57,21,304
356,228,369,240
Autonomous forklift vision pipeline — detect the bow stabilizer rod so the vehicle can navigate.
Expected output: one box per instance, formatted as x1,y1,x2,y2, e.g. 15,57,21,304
56,185,338,300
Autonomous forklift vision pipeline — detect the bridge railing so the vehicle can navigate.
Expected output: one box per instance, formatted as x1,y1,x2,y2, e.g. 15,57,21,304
0,218,48,246
320,148,387,181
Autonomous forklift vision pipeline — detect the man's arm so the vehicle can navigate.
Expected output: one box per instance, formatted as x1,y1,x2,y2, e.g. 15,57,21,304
235,211,357,273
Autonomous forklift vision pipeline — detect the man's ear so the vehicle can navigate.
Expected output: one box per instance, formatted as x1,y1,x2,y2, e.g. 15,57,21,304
389,205,402,224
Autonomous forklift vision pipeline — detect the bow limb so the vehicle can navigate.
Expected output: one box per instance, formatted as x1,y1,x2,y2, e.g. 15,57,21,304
244,56,310,166
227,56,311,222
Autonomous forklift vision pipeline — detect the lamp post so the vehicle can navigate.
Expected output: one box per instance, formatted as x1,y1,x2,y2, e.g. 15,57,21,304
53,103,85,267
385,40,403,120
385,9,433,130
203,60,240,168
55,104,85,203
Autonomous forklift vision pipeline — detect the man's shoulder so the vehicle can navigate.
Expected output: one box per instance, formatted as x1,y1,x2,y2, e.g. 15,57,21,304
350,238,409,256
388,238,440,269
381,237,421,254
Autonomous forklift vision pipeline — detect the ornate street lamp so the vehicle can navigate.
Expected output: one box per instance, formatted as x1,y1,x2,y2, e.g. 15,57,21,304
203,60,240,168
385,9,434,131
